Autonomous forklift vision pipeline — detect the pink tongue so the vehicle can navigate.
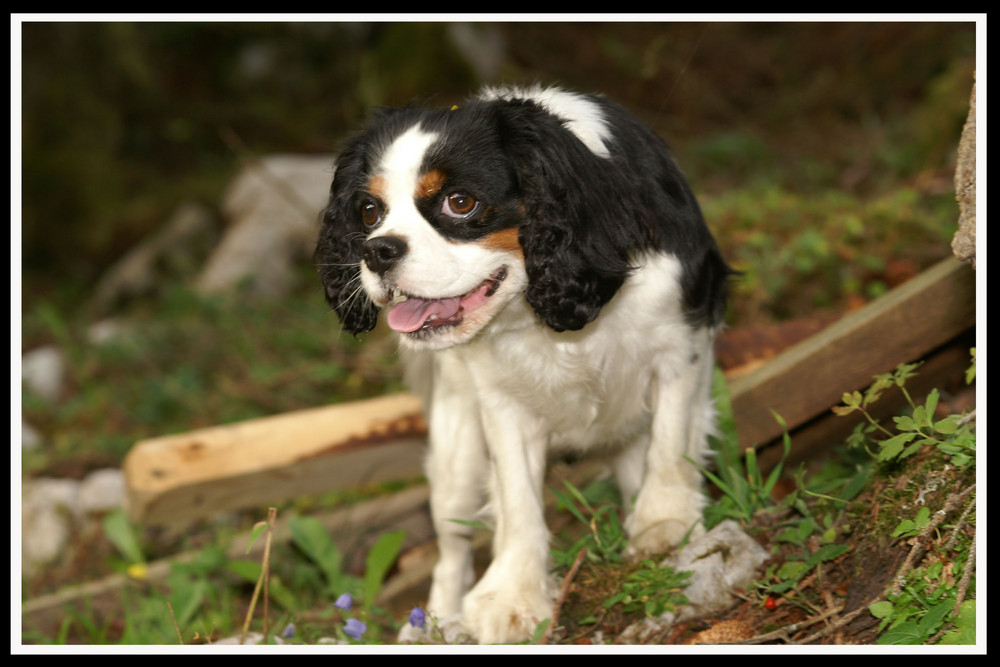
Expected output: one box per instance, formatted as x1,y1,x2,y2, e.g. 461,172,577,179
387,296,462,333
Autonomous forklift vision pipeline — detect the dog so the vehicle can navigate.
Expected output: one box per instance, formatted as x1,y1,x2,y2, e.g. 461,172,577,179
315,85,731,643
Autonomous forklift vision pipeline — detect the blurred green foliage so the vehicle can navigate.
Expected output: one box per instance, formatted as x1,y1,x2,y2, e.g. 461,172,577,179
21,21,974,303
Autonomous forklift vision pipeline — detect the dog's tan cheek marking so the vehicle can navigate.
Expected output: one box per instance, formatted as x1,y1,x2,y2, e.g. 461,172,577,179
480,227,523,257
416,169,447,199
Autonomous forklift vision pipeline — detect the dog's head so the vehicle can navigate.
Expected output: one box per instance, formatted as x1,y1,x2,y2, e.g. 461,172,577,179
316,86,723,350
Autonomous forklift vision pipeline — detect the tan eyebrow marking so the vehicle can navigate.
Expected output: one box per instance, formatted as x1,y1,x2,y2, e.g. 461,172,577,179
480,227,523,257
366,174,387,201
415,169,447,199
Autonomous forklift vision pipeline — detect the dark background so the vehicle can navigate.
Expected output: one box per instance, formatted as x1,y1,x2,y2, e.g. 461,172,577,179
20,21,976,309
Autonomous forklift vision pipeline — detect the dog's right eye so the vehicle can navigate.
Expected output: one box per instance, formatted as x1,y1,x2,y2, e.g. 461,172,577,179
360,199,382,227
442,192,479,219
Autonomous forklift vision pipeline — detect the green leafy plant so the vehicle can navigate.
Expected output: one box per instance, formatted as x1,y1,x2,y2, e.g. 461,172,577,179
868,555,973,645
286,515,407,644
835,352,977,645
288,515,354,597
834,355,976,467
550,479,626,567
602,560,691,618
699,370,793,528
362,530,406,608
101,507,146,570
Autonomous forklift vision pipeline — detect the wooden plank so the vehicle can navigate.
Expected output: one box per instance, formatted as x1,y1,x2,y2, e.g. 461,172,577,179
123,392,427,525
754,334,974,472
122,258,974,525
728,257,976,449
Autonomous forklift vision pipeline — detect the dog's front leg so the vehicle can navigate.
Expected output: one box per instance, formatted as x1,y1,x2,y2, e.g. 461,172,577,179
424,367,489,622
625,329,717,556
461,395,553,644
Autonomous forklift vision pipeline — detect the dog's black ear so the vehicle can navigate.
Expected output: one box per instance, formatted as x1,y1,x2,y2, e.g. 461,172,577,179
314,139,381,335
496,101,638,332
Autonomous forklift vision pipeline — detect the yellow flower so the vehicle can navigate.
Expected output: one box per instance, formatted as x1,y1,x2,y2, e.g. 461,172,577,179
126,562,148,580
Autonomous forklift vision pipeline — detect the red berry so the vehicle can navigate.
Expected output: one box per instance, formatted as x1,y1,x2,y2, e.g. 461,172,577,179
764,596,777,610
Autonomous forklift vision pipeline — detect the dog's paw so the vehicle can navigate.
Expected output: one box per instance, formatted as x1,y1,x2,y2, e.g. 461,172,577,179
624,484,705,558
461,580,552,644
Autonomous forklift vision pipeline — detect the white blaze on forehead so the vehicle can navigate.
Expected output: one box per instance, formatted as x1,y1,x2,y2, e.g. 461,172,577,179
377,124,440,206
479,84,611,158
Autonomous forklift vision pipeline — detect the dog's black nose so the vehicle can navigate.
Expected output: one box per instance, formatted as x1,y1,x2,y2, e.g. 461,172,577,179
362,235,408,276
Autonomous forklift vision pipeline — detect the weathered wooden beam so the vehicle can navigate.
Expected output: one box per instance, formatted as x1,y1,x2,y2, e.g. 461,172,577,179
753,333,974,472
122,257,975,526
123,392,427,525
728,257,976,449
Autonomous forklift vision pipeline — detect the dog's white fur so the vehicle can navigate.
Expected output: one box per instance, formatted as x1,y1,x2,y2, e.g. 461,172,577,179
337,88,720,643
403,255,716,643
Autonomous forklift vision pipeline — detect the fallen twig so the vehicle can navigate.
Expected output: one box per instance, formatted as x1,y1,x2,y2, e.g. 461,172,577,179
892,484,975,595
540,547,588,644
792,603,871,645
720,604,845,644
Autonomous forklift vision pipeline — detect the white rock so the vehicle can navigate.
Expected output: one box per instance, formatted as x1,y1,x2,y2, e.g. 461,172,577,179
21,345,64,401
21,477,81,574
23,477,81,514
663,519,770,621
78,468,126,514
87,318,127,345
196,154,336,297
21,504,71,576
620,520,770,643
21,420,42,449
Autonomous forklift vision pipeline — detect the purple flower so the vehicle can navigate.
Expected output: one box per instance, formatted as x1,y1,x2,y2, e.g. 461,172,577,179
344,617,367,641
408,607,426,629
279,622,295,639
334,593,353,612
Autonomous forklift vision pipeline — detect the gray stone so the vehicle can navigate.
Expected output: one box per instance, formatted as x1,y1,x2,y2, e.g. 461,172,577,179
620,520,770,643
78,468,126,514
21,345,64,402
21,419,42,450
195,154,336,297
21,478,81,574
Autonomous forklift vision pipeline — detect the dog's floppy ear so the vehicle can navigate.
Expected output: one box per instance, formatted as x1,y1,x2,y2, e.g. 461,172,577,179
315,139,381,335
495,100,638,332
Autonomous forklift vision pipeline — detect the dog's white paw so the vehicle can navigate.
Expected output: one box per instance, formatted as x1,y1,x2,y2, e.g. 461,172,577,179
461,578,553,644
624,484,705,558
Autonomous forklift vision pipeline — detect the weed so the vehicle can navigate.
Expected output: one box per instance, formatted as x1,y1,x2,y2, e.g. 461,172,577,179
834,354,977,468
602,560,692,618
550,479,627,567
700,369,792,529
835,352,977,645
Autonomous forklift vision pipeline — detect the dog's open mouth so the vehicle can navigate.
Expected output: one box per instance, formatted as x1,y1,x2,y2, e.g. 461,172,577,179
386,267,508,334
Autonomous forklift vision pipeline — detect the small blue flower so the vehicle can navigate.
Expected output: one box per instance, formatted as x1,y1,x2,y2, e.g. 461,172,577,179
408,607,426,629
344,617,367,641
334,593,353,612
279,622,295,639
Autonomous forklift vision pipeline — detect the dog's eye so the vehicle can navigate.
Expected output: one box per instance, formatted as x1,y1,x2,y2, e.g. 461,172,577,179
442,192,479,219
360,199,382,227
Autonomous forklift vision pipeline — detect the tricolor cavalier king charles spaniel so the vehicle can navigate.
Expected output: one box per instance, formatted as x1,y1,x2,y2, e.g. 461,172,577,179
316,85,731,643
